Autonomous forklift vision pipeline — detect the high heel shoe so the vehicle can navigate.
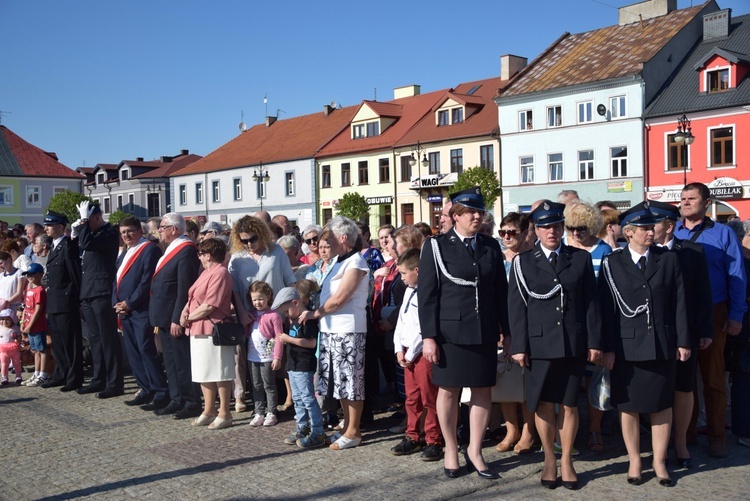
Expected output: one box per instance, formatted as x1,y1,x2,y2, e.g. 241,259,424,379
540,478,558,489
463,450,500,479
562,479,579,490
657,476,674,487
444,467,460,478
675,456,692,469
627,476,643,486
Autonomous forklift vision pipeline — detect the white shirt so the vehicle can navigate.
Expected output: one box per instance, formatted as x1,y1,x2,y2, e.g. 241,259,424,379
116,237,149,283
658,238,675,250
628,246,650,267
52,236,65,250
540,244,563,260
393,287,422,362
247,311,274,363
319,251,369,333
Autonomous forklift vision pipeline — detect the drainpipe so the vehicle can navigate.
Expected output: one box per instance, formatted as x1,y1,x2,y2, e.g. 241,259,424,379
204,172,209,219
643,120,649,203
392,147,398,225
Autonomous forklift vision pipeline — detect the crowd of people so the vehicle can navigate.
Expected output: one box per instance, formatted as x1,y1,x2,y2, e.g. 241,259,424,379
1,182,748,489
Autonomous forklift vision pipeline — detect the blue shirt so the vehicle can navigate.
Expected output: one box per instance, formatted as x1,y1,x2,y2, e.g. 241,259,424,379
675,218,748,323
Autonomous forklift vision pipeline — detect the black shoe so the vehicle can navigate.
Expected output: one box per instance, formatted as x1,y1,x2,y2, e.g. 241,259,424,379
41,380,64,389
420,443,444,462
77,384,104,395
60,385,81,392
627,476,643,486
390,437,423,456
141,398,170,411
96,388,124,399
125,393,152,406
444,468,460,478
657,476,674,487
463,450,500,479
675,456,692,469
155,401,182,416
562,479,579,490
174,406,202,420
541,478,558,489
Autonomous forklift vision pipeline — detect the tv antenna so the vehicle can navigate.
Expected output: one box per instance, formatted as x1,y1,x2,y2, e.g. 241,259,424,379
264,94,268,117
238,110,247,133
0,110,11,125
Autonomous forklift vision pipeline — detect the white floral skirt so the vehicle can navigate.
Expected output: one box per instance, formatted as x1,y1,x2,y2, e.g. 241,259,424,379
318,331,366,401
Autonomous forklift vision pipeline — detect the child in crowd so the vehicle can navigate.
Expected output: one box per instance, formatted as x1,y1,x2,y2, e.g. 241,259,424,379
0,308,23,384
20,263,48,387
275,280,325,448
390,248,443,461
247,281,284,427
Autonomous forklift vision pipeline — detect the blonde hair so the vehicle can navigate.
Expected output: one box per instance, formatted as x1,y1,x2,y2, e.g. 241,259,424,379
564,203,602,235
231,216,274,254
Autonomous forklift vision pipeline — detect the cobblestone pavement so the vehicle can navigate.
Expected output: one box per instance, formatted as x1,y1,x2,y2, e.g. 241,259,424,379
1,375,749,500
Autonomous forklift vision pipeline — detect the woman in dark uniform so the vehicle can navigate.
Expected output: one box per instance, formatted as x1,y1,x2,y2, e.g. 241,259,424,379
419,187,510,479
508,201,603,490
599,202,690,487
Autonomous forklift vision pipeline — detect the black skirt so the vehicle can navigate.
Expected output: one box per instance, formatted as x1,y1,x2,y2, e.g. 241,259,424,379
524,357,586,412
431,342,497,388
612,358,676,413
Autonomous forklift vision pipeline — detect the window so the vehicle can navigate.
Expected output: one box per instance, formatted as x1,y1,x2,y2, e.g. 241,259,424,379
26,186,41,208
256,177,267,199
379,158,390,183
321,165,331,188
452,108,464,124
357,161,368,185
480,145,494,171
611,146,628,178
400,156,412,182
520,156,534,184
128,193,135,210
667,134,689,171
117,194,123,210
438,110,449,126
402,203,414,225
428,152,440,175
233,178,242,200
322,208,333,225
547,106,562,127
577,101,593,124
286,172,295,196
195,182,203,204
519,110,533,131
97,172,105,185
708,68,730,92
450,149,463,174
212,180,220,202
578,150,595,180
53,186,66,196
341,163,351,186
103,196,111,214
366,122,379,137
380,205,392,226
179,184,187,205
548,153,563,182
610,96,626,119
352,123,365,139
710,127,734,166
120,169,129,181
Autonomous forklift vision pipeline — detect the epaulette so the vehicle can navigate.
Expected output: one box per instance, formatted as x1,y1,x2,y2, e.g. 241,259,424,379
533,250,543,258
610,247,625,253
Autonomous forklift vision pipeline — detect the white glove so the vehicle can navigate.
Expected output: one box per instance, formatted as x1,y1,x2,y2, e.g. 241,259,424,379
77,200,94,220
70,219,83,239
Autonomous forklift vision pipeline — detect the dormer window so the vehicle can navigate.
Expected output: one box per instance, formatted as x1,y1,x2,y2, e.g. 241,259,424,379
366,122,379,137
438,110,449,126
437,107,464,126
707,68,730,92
352,120,380,139
97,172,105,185
120,169,129,181
353,124,365,139
452,108,463,124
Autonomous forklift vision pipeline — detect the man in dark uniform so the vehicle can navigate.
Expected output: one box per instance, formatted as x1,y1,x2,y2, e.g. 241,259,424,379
41,211,83,391
74,201,123,398
649,200,712,468
149,213,201,419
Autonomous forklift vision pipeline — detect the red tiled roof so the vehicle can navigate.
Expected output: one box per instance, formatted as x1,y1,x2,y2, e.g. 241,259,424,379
0,126,84,179
132,154,203,178
362,101,403,118
175,107,358,175
500,4,707,97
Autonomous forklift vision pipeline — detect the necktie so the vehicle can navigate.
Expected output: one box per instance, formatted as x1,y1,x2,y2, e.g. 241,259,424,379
464,237,474,258
549,251,557,269
638,256,647,274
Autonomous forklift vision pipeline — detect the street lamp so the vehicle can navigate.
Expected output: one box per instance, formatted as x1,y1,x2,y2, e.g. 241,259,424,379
674,114,695,186
409,142,430,222
252,163,270,211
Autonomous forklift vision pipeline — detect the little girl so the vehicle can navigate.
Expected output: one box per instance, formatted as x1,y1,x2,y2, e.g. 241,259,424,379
0,308,23,385
247,281,284,427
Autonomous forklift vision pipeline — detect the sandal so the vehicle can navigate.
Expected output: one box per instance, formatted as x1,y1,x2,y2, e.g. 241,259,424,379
192,414,217,427
588,431,603,452
514,439,537,454
208,416,233,430
496,438,518,452
330,435,362,450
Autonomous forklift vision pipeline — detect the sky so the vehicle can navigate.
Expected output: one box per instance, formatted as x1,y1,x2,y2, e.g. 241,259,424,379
2,0,748,170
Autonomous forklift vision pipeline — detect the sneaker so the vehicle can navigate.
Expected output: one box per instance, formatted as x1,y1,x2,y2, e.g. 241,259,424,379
263,413,278,427
249,414,264,427
27,376,47,387
285,428,309,445
420,443,444,462
20,375,37,386
297,432,326,449
390,437,423,456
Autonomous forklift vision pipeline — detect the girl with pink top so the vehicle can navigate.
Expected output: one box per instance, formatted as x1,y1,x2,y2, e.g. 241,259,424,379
0,309,22,385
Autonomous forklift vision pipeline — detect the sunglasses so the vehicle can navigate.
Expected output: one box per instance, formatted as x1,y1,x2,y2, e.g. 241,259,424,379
566,226,588,233
304,236,319,245
240,235,259,245
498,229,519,238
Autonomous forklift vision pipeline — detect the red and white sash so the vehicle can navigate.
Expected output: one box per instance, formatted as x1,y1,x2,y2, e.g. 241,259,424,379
152,236,195,279
116,239,153,291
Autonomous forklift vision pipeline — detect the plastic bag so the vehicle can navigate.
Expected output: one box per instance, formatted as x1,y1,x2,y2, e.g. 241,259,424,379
588,365,612,411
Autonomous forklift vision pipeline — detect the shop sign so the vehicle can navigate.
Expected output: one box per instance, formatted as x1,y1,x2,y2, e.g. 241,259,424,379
607,181,632,193
646,190,681,203
410,173,458,190
708,177,744,200
366,196,393,205
426,194,442,203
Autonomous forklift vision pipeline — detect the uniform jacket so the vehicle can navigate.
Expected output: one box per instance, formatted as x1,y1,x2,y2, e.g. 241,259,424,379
148,242,200,330
508,242,602,359
78,222,119,299
45,236,82,314
599,245,689,362
671,238,713,347
113,241,162,316
418,229,509,346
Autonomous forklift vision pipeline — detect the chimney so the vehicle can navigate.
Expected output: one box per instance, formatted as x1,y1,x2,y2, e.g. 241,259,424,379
266,116,277,127
501,54,528,80
161,156,173,163
136,157,144,162
394,85,421,100
180,149,189,155
618,0,676,26
324,104,334,116
704,9,731,40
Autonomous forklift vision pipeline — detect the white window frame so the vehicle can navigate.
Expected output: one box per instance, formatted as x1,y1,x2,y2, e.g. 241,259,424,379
233,178,242,201
610,146,628,178
547,105,562,128
103,196,111,214
548,153,563,182
578,150,595,180
179,184,187,206
706,66,731,92
0,185,13,206
128,193,135,210
610,95,627,119
577,101,593,124
519,109,533,131
285,171,295,196
26,186,41,208
195,182,203,205
520,156,535,184
116,194,123,210
211,179,220,203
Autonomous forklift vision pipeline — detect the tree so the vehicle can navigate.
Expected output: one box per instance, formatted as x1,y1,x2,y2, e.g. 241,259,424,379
451,167,501,209
107,210,132,225
335,192,370,222
46,190,94,224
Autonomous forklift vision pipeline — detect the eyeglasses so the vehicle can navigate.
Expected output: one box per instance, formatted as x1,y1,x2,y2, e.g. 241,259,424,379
158,225,174,231
566,226,588,233
197,251,207,256
304,236,319,245
498,229,519,238
240,235,259,245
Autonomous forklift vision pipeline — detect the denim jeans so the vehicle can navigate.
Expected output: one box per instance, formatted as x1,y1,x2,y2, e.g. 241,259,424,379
249,361,277,416
289,370,324,435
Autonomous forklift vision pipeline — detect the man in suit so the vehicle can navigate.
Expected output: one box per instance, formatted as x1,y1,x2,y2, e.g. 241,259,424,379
113,216,168,409
149,212,201,419
74,201,123,398
41,210,83,391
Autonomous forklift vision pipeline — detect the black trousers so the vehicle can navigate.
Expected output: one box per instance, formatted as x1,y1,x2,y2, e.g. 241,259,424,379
48,311,83,388
158,328,199,408
82,295,123,390
121,312,168,400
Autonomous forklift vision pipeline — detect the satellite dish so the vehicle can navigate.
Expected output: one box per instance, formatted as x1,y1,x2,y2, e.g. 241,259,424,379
239,122,247,132
597,104,607,116
330,101,338,108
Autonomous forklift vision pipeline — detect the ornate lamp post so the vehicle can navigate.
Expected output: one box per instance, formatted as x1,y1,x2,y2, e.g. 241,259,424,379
252,163,270,211
674,114,695,187
409,142,430,221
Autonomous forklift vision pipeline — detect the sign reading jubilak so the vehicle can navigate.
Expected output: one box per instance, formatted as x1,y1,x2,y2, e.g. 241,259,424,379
708,177,744,200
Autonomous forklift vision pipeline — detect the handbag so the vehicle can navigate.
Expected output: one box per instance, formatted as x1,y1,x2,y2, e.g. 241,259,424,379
588,365,612,411
210,318,244,347
460,350,525,404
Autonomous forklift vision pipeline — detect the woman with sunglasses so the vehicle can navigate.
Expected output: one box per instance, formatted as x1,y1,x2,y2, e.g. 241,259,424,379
496,213,537,455
299,225,323,265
